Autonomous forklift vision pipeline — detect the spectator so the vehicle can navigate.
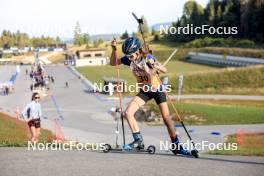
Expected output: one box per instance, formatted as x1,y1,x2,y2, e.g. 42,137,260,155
21,93,42,142
51,76,54,83
5,87,9,95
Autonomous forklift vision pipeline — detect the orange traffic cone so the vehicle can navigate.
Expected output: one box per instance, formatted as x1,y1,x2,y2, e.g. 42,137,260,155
236,129,245,147
54,119,65,142
15,106,20,119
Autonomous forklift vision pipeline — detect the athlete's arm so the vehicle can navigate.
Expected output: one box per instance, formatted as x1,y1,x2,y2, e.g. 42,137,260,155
110,39,121,66
155,62,167,73
148,59,167,73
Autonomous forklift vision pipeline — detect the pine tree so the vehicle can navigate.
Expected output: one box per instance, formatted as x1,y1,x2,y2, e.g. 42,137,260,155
73,22,82,46
121,30,129,39
138,16,149,36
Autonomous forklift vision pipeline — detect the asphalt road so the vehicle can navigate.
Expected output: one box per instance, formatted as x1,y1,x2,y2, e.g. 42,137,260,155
0,65,264,176
0,148,263,176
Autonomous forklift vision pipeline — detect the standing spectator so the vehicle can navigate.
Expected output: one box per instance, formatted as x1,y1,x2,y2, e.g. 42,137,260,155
21,93,42,142
3,86,6,95
51,76,54,83
30,71,33,79
5,86,9,95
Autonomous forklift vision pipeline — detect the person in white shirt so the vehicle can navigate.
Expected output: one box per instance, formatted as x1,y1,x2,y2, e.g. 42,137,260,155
22,93,42,142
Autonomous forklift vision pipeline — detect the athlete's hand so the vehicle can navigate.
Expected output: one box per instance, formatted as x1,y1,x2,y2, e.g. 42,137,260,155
146,54,155,68
111,39,117,50
147,59,154,65
24,118,30,122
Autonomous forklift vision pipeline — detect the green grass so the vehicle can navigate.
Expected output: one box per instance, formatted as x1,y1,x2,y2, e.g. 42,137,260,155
78,39,263,95
147,100,264,125
0,113,54,147
193,47,264,59
209,133,264,156
171,65,264,95
180,99,264,108
77,60,217,88
184,37,257,48
77,63,264,96
77,60,218,97
77,65,136,87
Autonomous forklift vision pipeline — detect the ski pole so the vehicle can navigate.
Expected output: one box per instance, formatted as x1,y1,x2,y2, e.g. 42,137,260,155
113,38,126,146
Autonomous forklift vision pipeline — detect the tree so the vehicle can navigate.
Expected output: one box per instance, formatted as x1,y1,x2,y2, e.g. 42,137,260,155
121,30,129,39
138,16,149,36
93,38,104,48
207,0,216,25
0,30,13,49
151,28,158,36
73,21,82,46
82,33,90,45
56,36,61,45
240,0,264,40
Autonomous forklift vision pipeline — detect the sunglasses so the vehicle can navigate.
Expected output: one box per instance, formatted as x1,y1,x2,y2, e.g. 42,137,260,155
35,97,40,99
126,52,139,58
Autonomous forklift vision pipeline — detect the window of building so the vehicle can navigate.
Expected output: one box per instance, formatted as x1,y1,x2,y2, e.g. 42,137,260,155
84,54,92,57
95,53,102,57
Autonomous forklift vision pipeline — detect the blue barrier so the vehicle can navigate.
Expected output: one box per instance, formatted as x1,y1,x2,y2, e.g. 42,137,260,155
9,71,18,85
211,131,221,136
50,94,64,121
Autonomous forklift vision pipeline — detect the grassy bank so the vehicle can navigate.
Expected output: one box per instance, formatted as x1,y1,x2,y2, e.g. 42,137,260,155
77,39,264,95
47,53,65,63
147,100,264,125
193,47,264,59
77,64,264,95
171,65,264,95
0,113,53,147
77,60,217,90
209,133,264,156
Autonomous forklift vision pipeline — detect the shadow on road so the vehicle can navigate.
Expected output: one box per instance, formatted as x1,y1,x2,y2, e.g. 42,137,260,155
96,150,264,165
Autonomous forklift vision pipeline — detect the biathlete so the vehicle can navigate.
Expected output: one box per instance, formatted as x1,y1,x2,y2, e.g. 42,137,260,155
110,37,190,155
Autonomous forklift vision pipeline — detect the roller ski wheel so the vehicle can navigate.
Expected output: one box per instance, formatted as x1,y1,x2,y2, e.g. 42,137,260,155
191,150,199,158
123,144,155,154
102,143,156,155
102,144,111,153
171,148,199,158
147,145,156,154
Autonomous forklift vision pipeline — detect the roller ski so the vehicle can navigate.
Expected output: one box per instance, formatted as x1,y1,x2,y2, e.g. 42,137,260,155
102,143,156,155
103,133,156,154
170,137,199,158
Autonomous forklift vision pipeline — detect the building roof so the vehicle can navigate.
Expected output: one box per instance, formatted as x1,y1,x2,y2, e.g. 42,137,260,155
77,48,106,53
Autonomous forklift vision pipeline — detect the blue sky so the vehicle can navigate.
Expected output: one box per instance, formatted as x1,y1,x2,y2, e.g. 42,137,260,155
0,0,209,38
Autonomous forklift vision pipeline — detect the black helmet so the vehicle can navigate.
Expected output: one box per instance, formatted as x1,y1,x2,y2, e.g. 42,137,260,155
122,37,141,55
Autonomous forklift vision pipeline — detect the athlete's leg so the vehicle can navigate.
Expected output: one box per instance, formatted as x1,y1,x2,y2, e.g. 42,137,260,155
156,93,190,155
158,102,177,139
125,96,146,133
124,96,147,149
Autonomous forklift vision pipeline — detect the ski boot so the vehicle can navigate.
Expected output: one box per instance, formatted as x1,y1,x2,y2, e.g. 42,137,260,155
170,137,190,156
123,132,145,150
